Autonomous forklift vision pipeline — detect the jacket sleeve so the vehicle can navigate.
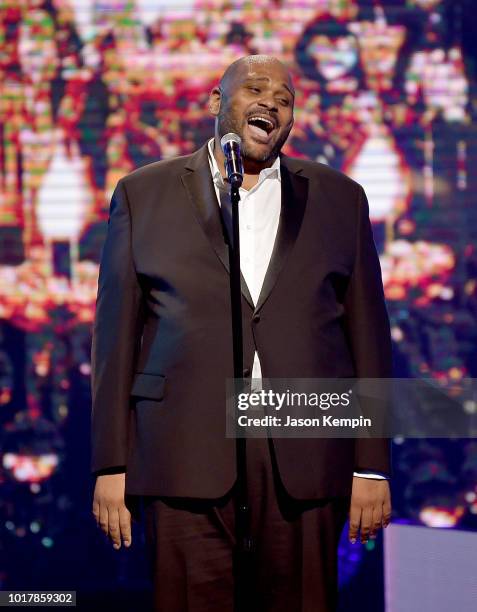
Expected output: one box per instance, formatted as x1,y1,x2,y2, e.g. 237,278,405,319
90,179,145,474
343,184,393,478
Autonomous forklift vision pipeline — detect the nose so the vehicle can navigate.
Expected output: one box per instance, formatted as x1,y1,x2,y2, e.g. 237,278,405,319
257,93,278,112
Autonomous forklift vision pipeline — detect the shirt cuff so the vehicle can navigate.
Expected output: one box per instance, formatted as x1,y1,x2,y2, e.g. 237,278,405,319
353,470,389,480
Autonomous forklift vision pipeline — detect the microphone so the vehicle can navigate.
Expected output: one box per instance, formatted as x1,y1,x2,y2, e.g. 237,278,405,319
220,133,244,189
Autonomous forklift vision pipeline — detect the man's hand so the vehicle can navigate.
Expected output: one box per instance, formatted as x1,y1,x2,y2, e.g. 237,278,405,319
348,476,391,544
92,473,132,549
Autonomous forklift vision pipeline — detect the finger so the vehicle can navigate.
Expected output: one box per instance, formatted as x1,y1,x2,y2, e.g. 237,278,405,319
369,505,383,539
382,499,392,527
98,504,109,537
108,506,122,549
360,506,373,543
119,505,132,547
348,503,362,544
92,500,100,526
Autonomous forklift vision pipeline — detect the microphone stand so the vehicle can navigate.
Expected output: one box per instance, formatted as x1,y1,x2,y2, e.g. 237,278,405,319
227,182,253,611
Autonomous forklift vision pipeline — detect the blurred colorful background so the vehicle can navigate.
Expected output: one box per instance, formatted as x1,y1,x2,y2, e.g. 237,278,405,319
0,0,476,609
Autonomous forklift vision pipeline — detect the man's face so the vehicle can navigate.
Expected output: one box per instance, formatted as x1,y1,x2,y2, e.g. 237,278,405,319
308,34,359,81
349,20,405,93
210,60,295,163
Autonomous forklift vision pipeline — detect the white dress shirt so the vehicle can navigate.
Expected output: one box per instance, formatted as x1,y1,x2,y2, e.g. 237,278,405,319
207,138,387,481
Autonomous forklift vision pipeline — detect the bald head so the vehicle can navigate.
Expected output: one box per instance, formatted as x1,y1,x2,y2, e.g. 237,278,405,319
219,55,295,97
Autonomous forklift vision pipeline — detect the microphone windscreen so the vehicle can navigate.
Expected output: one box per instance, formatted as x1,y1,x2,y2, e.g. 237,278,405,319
220,132,242,153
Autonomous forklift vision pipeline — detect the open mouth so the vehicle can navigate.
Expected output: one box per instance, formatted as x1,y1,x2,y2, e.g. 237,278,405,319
246,115,277,142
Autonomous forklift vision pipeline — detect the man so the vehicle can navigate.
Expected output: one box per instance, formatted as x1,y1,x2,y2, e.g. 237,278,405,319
91,55,392,611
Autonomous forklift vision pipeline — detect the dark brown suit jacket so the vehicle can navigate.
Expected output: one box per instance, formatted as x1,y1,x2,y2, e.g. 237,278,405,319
90,141,393,499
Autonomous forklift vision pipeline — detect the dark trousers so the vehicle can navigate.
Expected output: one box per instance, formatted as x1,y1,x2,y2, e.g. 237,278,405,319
142,437,350,612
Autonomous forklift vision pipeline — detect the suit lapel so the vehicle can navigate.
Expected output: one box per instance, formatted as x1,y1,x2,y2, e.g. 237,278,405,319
254,159,308,313
181,144,254,308
180,144,309,314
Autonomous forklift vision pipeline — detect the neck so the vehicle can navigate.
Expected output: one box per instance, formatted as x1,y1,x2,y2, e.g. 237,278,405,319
212,136,277,190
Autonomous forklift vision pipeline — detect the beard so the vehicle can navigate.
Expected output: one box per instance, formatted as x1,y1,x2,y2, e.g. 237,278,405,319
217,109,291,163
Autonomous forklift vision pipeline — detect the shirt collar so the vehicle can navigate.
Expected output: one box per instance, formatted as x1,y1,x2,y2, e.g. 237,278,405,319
207,137,280,190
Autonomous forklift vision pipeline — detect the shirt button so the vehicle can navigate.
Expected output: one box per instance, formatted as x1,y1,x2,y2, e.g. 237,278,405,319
246,224,251,230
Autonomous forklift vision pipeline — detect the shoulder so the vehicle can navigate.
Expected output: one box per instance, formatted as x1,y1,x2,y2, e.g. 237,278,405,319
119,152,195,191
281,155,363,196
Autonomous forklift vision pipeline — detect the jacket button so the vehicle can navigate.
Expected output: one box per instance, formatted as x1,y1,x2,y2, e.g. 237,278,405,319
243,536,254,552
252,314,260,323
243,368,251,377
239,504,249,513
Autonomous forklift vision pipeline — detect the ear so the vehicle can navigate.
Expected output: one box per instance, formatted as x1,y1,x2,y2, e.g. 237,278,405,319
208,86,222,117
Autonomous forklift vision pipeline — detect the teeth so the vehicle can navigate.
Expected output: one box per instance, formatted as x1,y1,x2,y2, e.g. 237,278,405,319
249,116,274,128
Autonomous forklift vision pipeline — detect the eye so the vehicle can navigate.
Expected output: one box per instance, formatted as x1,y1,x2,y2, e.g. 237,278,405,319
248,86,261,93
279,98,290,106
